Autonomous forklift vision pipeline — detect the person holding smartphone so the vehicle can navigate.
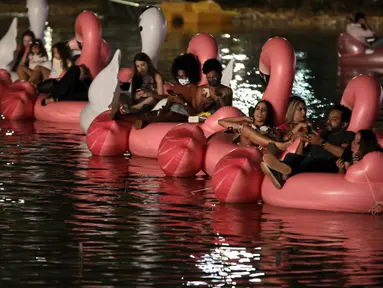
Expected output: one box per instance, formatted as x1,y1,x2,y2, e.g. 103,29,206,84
133,53,201,129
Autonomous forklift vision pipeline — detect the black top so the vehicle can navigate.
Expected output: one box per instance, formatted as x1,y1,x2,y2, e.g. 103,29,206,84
305,130,355,159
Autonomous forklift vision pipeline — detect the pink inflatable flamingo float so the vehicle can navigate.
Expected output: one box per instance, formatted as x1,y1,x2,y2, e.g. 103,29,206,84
0,11,110,123
262,74,383,213
86,33,236,177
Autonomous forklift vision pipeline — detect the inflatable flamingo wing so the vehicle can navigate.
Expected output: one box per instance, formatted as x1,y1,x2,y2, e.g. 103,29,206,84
80,49,121,134
0,18,18,72
27,0,48,40
139,6,167,67
260,37,296,126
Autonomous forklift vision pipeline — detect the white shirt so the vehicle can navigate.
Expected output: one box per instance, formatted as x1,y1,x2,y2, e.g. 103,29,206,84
28,54,48,70
346,23,375,44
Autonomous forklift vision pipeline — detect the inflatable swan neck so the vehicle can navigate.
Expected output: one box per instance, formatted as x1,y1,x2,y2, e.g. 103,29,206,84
259,37,296,126
75,11,102,78
340,75,383,132
27,0,48,40
0,18,18,71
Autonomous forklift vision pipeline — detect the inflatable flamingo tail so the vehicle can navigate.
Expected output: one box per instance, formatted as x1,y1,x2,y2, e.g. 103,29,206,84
212,148,264,203
0,18,18,72
158,124,207,177
27,0,48,40
80,49,121,134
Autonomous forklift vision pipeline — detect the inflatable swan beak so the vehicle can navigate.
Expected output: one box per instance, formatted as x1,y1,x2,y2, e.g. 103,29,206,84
27,0,48,40
139,6,167,67
80,49,121,134
0,18,18,72
221,58,235,87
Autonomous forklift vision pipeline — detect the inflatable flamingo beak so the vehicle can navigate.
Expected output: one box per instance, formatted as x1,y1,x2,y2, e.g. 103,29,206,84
27,0,48,40
0,18,18,72
80,49,121,133
138,6,167,67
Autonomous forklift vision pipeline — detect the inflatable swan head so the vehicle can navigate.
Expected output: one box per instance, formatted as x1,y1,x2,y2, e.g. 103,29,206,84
27,0,49,40
0,18,18,72
139,6,166,66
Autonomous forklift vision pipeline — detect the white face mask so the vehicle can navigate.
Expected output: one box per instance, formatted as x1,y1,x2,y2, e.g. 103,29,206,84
178,77,190,86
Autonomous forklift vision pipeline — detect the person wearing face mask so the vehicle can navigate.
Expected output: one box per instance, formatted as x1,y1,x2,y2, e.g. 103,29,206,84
132,53,201,129
195,58,233,116
260,104,355,189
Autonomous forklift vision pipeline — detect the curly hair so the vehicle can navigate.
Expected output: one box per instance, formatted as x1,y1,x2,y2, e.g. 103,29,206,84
171,53,201,85
202,58,222,75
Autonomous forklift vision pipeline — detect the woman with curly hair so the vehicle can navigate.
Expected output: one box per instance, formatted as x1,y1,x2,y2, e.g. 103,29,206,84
133,53,202,129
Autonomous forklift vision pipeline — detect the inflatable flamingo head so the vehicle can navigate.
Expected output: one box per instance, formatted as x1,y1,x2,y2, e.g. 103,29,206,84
27,0,48,40
340,74,382,132
337,33,366,57
259,37,296,126
187,33,219,86
0,18,18,72
139,6,167,67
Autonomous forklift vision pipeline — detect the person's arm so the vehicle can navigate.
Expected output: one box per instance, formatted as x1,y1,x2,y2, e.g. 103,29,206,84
308,132,348,158
194,87,205,113
218,117,252,130
295,135,308,155
154,73,164,97
19,47,31,65
336,158,346,174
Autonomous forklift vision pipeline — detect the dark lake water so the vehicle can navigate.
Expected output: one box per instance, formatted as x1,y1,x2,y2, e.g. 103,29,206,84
1,11,383,287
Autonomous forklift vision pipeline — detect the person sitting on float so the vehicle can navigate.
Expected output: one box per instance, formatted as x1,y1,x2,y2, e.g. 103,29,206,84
109,52,164,120
28,42,72,87
261,104,354,189
11,30,36,72
40,64,92,106
132,53,201,129
194,58,233,117
336,129,381,174
17,39,48,81
346,12,383,50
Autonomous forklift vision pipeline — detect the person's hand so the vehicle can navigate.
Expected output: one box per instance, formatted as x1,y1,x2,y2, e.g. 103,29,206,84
243,116,253,123
168,94,183,105
136,89,145,98
307,131,323,146
336,158,345,169
299,133,309,143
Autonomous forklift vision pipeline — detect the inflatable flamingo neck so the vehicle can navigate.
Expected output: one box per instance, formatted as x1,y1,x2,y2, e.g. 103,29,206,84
27,0,48,40
340,75,382,132
139,6,166,67
260,37,296,126
0,18,18,72
75,11,102,78
187,33,219,86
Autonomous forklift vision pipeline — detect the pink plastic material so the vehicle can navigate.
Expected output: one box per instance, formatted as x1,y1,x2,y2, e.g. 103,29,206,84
128,123,179,158
259,37,296,126
337,33,383,67
158,124,206,177
212,147,263,203
87,110,132,156
262,75,383,213
340,74,383,132
118,67,132,83
1,81,37,119
187,33,219,86
34,95,87,123
74,11,107,78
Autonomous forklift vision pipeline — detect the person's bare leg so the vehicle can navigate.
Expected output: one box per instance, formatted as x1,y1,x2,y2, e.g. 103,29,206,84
17,65,31,81
133,111,188,129
28,66,43,86
131,97,156,110
241,126,293,151
40,66,51,81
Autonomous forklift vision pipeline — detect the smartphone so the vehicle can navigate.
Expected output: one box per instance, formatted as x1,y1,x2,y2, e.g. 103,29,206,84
306,125,313,135
167,89,176,96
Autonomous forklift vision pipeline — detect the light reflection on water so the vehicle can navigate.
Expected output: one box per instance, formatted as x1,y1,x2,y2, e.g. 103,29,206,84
1,12,383,287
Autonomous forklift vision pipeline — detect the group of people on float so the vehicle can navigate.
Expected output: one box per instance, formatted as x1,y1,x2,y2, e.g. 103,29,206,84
346,12,383,53
108,52,233,129
12,30,92,106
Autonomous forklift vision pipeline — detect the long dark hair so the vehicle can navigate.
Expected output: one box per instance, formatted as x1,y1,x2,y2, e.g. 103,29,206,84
249,100,275,126
171,53,201,85
31,39,48,58
357,129,381,158
131,52,159,99
52,42,71,71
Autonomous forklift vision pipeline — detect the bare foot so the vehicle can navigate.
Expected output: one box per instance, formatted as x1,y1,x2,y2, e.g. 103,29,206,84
275,140,293,151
